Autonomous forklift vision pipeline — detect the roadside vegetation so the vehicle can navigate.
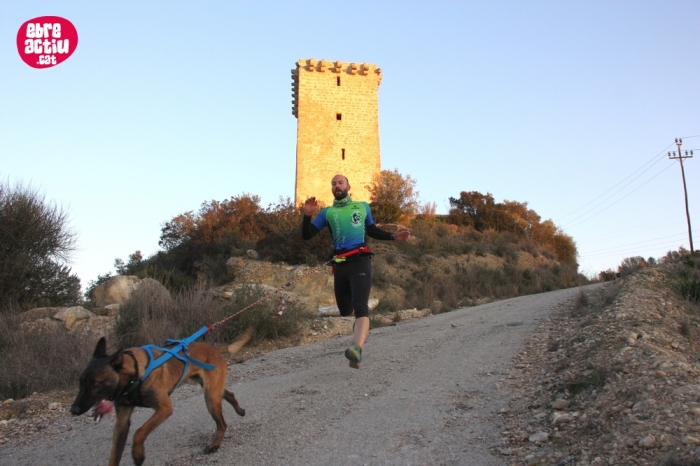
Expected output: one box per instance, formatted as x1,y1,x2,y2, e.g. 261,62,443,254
0,169,590,399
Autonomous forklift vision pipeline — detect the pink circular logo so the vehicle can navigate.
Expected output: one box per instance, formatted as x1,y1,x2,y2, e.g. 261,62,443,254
17,16,78,69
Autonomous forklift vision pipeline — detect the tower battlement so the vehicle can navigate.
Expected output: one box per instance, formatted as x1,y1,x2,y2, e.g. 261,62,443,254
292,59,381,118
293,58,382,206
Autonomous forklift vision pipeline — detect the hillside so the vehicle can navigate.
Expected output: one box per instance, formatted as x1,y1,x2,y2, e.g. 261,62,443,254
2,261,699,465
496,265,700,465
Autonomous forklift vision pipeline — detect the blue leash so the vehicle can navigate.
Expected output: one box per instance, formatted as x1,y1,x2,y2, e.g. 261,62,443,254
140,326,216,390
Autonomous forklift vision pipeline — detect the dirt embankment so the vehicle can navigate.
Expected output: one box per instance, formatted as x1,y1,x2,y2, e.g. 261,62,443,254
495,266,700,465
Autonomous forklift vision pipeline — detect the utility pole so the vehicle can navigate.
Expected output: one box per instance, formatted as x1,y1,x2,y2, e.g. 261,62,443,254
668,138,694,254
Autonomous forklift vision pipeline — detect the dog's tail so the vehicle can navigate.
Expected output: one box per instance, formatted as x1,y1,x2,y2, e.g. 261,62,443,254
219,326,255,355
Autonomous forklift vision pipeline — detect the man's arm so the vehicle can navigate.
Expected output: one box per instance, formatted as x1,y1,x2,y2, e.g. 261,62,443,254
302,215,320,240
302,196,322,240
363,203,410,241
366,223,394,240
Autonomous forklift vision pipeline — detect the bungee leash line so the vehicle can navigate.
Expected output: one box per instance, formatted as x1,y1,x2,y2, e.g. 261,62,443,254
205,246,370,333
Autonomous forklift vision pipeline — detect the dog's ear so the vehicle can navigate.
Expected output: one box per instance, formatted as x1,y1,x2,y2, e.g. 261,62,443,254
110,348,124,370
93,337,107,359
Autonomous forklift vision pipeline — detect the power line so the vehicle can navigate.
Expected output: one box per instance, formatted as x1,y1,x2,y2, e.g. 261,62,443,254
580,230,697,255
564,162,675,229
557,144,673,222
580,237,695,260
576,213,700,245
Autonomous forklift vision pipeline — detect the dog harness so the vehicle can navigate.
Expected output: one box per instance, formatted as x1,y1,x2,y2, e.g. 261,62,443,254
112,326,216,405
141,326,216,390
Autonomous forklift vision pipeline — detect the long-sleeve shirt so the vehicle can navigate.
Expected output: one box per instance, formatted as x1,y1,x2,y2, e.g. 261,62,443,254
302,200,393,254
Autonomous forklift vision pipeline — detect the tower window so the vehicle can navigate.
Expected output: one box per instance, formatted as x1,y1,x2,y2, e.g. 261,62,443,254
342,148,345,160
336,113,342,121
337,76,341,86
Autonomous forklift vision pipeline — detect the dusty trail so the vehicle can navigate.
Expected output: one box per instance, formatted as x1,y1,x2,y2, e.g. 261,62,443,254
0,285,598,466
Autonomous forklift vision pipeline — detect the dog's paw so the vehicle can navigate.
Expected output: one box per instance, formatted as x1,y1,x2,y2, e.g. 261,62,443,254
204,445,220,454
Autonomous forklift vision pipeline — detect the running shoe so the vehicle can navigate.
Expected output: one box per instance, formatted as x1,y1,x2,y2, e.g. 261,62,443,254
345,345,362,369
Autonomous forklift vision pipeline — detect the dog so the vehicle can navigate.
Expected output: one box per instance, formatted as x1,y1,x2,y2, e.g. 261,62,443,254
70,327,254,466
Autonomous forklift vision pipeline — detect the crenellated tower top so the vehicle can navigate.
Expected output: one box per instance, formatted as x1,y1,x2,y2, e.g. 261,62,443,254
292,59,382,118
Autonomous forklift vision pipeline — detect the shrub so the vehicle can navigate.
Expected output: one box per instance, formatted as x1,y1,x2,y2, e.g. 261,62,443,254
113,281,310,350
0,181,81,310
367,169,419,223
0,308,92,399
618,256,648,277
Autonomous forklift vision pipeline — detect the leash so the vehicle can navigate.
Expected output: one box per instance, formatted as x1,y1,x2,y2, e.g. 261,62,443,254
207,246,371,331
204,246,370,333
100,247,372,408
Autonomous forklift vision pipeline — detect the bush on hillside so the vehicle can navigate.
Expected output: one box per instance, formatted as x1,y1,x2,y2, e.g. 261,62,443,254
367,169,420,223
0,181,81,310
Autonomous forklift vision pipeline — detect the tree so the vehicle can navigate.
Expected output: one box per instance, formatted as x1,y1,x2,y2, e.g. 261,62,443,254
0,181,80,308
367,169,419,223
159,194,263,250
448,191,510,231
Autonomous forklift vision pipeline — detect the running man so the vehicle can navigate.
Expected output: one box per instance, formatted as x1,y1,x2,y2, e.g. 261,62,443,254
302,174,410,368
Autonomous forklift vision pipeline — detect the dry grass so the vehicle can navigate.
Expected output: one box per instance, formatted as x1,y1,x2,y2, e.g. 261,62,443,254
0,308,93,400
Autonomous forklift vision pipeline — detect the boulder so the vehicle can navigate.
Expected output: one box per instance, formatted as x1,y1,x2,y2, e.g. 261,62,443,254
53,306,95,323
18,307,59,324
91,275,141,307
91,276,170,307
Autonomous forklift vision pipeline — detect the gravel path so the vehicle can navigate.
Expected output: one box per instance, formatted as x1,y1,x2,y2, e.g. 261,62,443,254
0,285,599,466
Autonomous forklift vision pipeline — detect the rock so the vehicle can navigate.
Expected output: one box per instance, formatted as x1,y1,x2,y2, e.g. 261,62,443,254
64,314,76,330
104,304,121,316
91,275,141,307
48,402,61,410
53,306,95,323
552,399,570,410
683,436,700,445
638,435,656,448
246,249,260,259
318,305,340,316
17,307,59,324
553,413,574,425
673,385,700,396
632,399,658,412
529,432,549,443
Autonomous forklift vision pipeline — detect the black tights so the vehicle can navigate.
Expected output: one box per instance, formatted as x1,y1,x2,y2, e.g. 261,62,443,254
333,256,372,318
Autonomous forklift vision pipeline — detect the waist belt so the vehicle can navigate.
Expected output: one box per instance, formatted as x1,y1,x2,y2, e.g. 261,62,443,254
332,246,371,263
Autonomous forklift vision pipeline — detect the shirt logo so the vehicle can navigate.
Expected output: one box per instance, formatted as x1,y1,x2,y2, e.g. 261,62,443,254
351,212,362,227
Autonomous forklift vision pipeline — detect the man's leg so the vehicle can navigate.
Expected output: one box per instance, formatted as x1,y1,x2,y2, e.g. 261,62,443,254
354,315,370,348
344,257,372,368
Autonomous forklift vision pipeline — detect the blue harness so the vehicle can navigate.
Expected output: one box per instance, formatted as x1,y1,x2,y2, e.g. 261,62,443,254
140,326,215,391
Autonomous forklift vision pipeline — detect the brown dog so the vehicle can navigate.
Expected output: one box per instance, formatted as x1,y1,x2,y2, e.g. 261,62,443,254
70,327,254,466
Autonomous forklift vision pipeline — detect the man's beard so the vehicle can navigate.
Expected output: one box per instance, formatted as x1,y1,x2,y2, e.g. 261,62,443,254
333,188,349,200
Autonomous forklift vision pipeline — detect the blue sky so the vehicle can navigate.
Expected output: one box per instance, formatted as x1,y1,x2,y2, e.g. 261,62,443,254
2,1,698,286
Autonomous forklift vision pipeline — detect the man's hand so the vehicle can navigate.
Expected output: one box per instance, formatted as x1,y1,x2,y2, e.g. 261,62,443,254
393,227,410,241
303,197,318,216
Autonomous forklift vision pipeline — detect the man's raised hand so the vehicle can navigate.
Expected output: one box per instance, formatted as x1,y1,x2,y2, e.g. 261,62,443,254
304,197,318,216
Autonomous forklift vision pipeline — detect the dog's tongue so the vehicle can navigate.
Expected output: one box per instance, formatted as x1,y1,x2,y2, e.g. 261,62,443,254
92,400,114,422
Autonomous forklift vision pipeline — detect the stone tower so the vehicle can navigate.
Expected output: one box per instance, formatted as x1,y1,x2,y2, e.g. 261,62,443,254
292,58,382,206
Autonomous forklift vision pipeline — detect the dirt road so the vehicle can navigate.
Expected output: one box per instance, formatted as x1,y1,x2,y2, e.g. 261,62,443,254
0,285,598,466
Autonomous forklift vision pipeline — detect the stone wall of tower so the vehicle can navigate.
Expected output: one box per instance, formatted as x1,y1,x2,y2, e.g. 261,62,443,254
293,59,382,207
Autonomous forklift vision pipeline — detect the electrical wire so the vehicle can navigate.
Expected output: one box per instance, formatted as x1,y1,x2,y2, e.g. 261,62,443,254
576,214,698,245
556,143,673,222
580,230,697,255
564,162,676,229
